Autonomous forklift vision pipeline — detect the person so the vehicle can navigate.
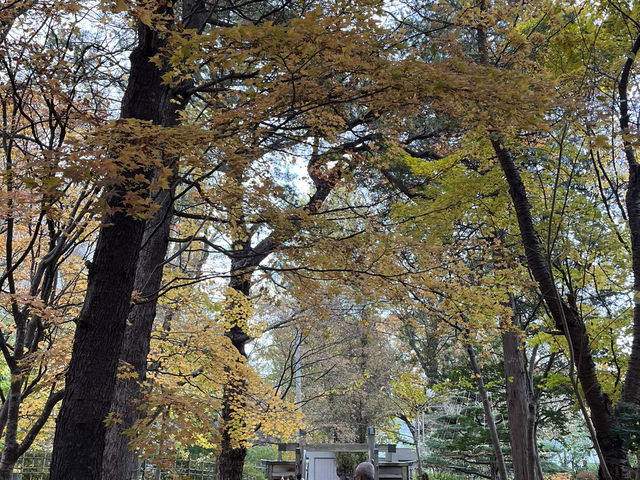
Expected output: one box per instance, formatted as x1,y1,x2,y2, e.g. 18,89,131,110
354,462,375,480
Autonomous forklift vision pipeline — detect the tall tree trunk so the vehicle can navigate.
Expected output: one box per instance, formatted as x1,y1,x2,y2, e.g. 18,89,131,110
49,12,179,479
493,138,629,480
619,33,640,409
466,342,508,480
49,205,149,479
218,265,252,480
101,185,175,480
100,3,209,477
500,297,543,480
216,146,342,480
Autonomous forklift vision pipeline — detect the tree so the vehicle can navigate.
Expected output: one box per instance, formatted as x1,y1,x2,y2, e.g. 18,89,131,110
88,0,422,476
393,0,640,476
48,1,208,476
373,0,640,476
485,2,640,476
140,9,425,477
100,0,212,476
0,2,126,476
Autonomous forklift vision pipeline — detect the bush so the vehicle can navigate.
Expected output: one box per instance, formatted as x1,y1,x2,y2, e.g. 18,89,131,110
335,452,368,480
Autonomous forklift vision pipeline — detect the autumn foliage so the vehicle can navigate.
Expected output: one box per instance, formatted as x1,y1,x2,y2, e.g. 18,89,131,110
1,0,640,479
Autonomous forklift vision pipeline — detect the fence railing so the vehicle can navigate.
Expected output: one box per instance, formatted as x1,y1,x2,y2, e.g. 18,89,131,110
11,453,51,480
10,455,219,480
133,457,217,480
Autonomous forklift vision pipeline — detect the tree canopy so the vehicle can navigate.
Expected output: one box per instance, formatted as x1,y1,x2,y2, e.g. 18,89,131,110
1,0,640,479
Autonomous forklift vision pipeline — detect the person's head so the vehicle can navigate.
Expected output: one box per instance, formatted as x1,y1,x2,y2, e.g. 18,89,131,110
354,462,375,480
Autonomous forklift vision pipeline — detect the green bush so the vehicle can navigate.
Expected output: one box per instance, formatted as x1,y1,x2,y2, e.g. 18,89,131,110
335,452,368,480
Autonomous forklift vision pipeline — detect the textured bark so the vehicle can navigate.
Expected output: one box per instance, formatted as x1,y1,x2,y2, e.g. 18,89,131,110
101,186,174,480
100,3,210,478
466,343,508,480
501,307,542,480
493,139,630,480
619,33,640,408
49,12,179,480
218,427,248,480
49,207,149,480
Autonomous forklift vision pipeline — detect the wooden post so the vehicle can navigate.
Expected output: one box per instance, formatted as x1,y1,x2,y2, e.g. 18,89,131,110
373,449,379,480
367,427,375,463
296,447,302,480
299,430,307,480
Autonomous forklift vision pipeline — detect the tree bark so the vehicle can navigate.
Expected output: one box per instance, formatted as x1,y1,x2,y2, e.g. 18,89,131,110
49,11,180,479
466,342,508,480
101,185,175,480
100,3,210,478
49,206,149,479
500,298,543,480
618,33,640,408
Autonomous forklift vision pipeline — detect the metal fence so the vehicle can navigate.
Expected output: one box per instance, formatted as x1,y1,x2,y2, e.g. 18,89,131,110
11,453,51,480
11,455,218,480
133,458,217,480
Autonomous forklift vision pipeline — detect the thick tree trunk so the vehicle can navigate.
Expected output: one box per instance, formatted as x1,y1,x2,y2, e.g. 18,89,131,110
493,139,630,480
501,302,543,480
49,207,148,480
99,3,209,478
49,15,177,480
101,186,174,480
218,423,248,480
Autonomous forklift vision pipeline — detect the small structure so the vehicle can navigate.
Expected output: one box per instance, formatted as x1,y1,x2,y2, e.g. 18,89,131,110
270,428,416,480
377,462,410,480
263,460,297,480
